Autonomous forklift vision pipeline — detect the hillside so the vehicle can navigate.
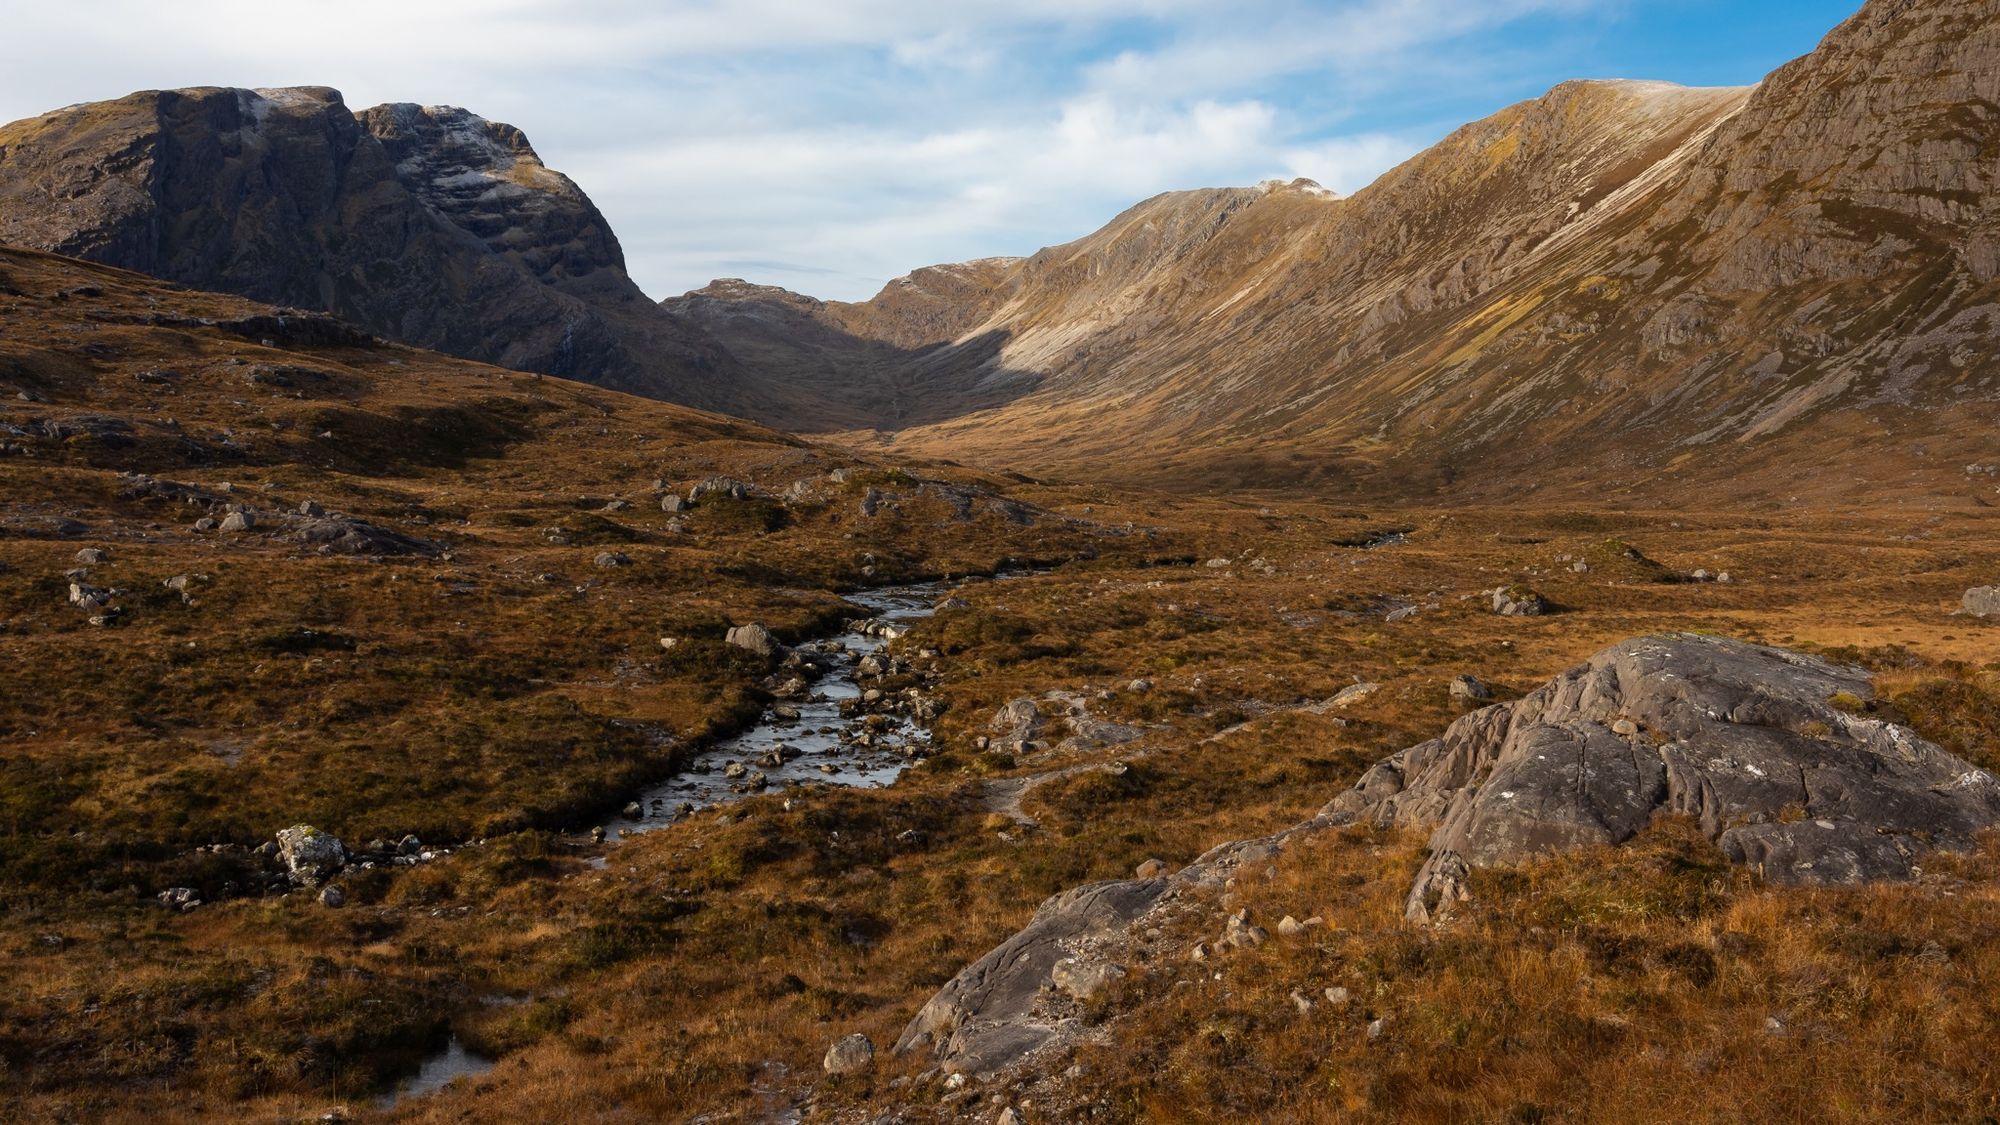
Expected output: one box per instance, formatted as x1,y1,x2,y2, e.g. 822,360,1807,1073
0,86,767,412
667,0,2000,500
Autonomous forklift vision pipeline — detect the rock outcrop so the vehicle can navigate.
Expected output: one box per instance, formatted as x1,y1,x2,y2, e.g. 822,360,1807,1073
1326,635,2000,921
898,634,2000,1076
894,879,1167,1075
0,86,744,409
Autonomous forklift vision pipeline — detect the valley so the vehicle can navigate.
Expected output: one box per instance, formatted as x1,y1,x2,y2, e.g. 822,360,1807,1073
0,0,1997,1121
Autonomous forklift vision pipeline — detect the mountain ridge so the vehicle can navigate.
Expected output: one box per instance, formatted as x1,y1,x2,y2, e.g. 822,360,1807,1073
664,0,1999,501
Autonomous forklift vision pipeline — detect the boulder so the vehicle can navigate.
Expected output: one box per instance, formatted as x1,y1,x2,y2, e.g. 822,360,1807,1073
822,1033,874,1076
1491,585,1547,616
688,477,752,503
74,547,108,565
293,516,438,557
725,623,781,657
1050,957,1126,1001
1329,682,1381,709
660,494,689,513
1964,586,2000,617
1323,634,2000,922
1448,675,1492,705
274,825,347,886
157,887,202,911
895,879,1168,1074
989,698,1046,742
592,551,631,569
218,511,255,533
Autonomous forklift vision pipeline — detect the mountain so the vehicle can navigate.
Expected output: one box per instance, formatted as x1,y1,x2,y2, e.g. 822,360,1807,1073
0,85,751,410
668,0,2000,501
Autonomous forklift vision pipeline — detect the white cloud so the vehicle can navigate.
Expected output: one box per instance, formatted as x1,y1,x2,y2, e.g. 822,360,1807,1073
0,0,1623,300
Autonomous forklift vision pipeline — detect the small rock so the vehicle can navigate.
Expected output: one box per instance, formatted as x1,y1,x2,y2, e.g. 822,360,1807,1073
157,887,202,911
1448,675,1492,705
74,548,108,565
1325,986,1351,1006
726,623,781,657
318,885,346,908
1331,682,1381,709
1128,678,1154,693
823,1032,875,1076
1050,958,1125,1001
1290,989,1316,1014
1491,585,1547,617
1135,858,1167,879
1963,587,2000,618
298,500,325,518
1366,1017,1387,1043
219,511,255,533
1611,719,1639,737
593,552,630,569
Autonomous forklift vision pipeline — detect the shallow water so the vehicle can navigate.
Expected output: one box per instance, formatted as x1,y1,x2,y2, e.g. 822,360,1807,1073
603,580,955,840
376,1036,494,1108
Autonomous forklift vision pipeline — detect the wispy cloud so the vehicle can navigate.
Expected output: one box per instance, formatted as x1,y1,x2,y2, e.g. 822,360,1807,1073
0,0,1835,300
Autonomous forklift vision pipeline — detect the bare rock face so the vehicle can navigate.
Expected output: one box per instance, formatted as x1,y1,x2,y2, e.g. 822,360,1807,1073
1324,635,2000,921
0,86,743,408
901,634,2000,1078
893,879,1167,1075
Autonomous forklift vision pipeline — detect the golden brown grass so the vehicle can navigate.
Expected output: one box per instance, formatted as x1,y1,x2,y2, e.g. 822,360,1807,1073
1,247,1998,1122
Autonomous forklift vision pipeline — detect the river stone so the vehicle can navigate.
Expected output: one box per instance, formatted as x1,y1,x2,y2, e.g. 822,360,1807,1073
822,1033,874,1076
1964,587,2000,617
1322,634,2000,922
275,824,347,886
725,623,780,656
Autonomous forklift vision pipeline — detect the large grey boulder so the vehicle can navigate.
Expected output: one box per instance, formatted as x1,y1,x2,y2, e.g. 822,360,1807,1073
1964,587,2000,617
274,824,348,886
894,879,1167,1075
1324,634,2000,921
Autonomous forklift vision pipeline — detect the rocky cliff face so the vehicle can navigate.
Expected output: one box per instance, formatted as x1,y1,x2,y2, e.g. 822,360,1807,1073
0,86,746,409
672,0,2000,501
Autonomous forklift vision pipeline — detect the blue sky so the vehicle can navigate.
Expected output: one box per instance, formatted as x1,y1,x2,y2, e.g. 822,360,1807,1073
0,0,1864,301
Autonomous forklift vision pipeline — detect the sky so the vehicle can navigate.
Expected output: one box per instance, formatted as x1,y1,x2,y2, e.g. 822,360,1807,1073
0,0,1864,301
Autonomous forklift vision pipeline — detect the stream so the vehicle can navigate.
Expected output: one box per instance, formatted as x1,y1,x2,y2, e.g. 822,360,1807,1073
601,578,970,840
383,577,998,1110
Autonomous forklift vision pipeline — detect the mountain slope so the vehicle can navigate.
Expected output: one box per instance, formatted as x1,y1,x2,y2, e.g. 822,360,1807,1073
671,0,2000,501
0,86,752,410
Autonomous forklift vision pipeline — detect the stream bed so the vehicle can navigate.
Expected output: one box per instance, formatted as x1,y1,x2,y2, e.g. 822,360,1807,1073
601,579,965,841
